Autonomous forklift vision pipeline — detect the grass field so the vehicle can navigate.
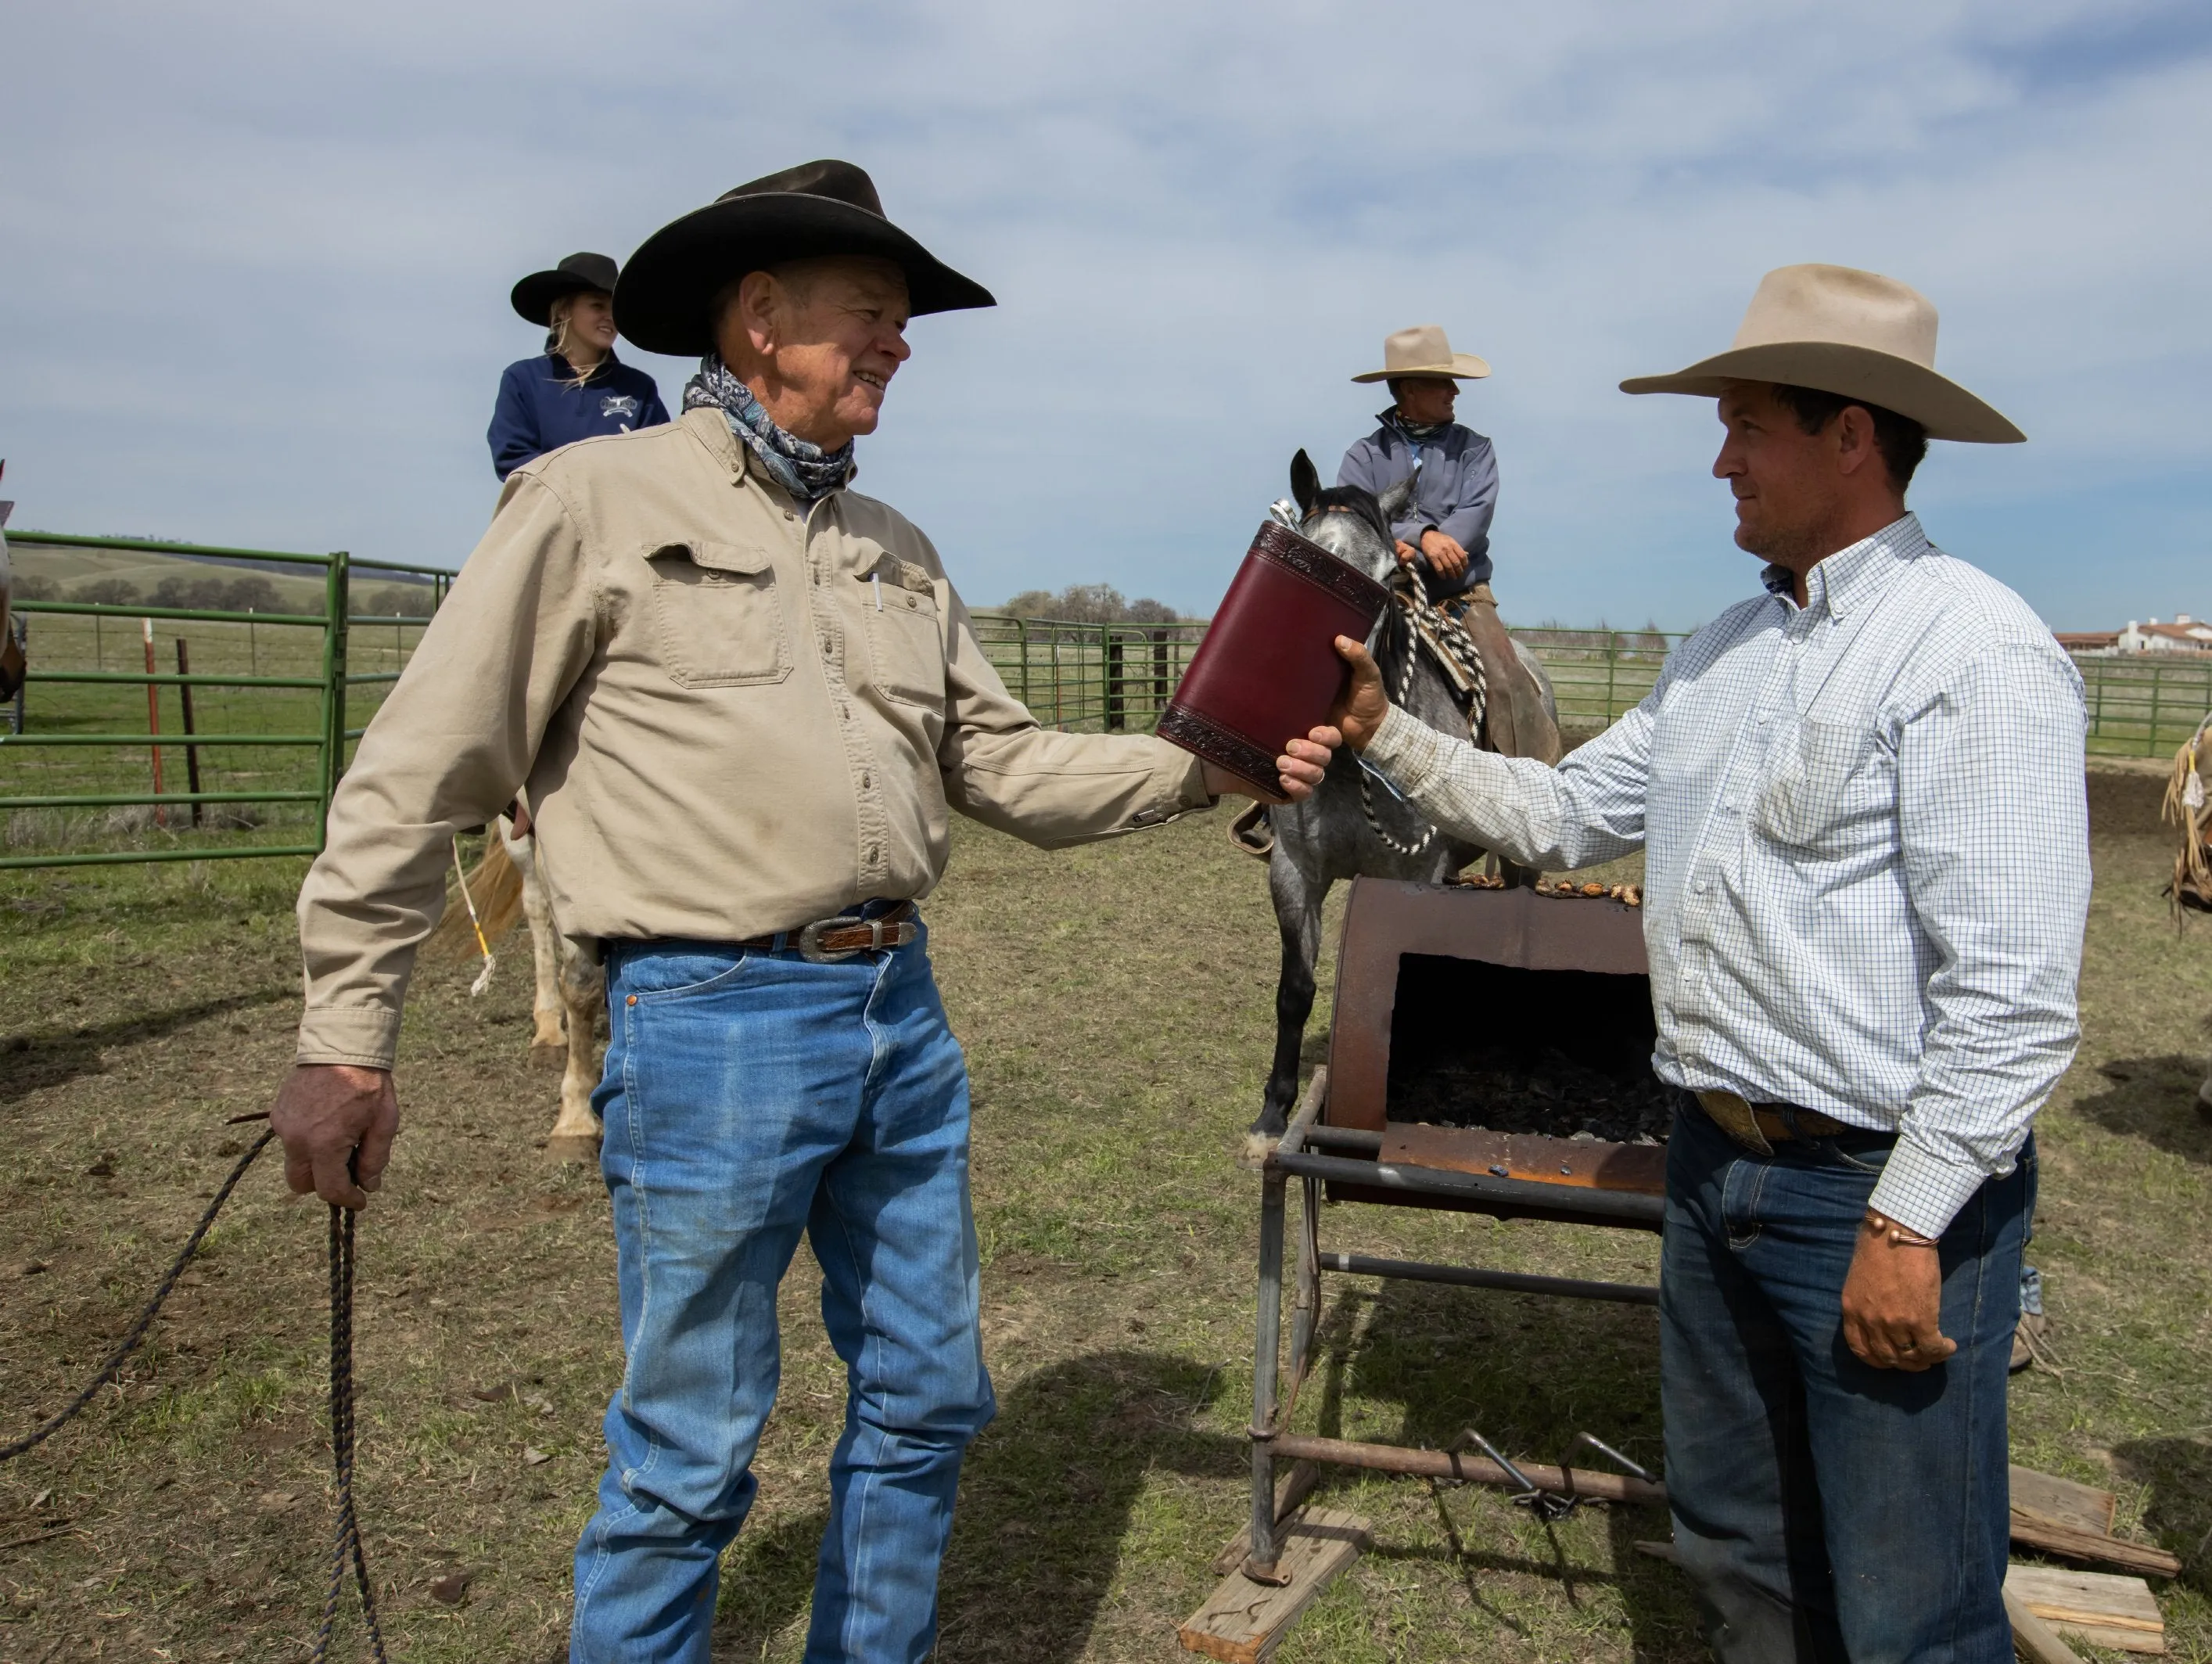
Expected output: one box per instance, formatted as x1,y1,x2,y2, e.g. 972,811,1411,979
3,604,426,862
0,764,2209,1662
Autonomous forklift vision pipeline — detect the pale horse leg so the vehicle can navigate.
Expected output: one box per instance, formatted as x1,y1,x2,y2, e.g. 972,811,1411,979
498,816,606,1163
501,817,567,1051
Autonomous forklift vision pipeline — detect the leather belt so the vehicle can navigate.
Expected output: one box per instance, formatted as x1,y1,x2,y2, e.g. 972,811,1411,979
739,901,917,963
1693,1089,1858,1156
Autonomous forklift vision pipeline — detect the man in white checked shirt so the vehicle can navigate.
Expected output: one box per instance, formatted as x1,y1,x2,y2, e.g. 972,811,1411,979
1280,265,2089,1662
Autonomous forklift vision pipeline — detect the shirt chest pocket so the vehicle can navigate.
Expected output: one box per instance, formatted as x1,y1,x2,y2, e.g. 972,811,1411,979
858,559,946,708
1754,717,1884,853
645,540,792,688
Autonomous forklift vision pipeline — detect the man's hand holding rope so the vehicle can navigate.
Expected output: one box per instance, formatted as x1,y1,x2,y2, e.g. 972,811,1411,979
1395,529,1470,583
272,1066,399,1209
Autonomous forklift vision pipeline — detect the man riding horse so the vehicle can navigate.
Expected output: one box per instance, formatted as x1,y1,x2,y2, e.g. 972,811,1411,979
267,160,1320,1662
1341,324,1558,765
1232,327,1557,857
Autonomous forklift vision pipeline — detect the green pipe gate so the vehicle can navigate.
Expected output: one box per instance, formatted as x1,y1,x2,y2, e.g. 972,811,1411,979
2,531,449,872
970,615,2212,759
6,550,2203,875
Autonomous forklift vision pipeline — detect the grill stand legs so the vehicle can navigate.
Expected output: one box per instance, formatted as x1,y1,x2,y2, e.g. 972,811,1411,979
1244,1170,1289,1582
1290,1175,1320,1385
1239,1066,1669,1590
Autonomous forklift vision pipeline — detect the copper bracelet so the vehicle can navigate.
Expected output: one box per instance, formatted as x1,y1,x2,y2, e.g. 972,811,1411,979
1863,1209,1940,1249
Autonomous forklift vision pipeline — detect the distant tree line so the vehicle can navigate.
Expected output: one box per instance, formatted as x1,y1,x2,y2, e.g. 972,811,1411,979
4,572,291,610
357,584,436,617
2,572,433,617
1520,619,1679,653
152,574,286,613
997,583,1183,624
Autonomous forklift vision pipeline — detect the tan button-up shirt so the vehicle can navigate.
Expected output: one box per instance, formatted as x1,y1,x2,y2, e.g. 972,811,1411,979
296,408,1212,1069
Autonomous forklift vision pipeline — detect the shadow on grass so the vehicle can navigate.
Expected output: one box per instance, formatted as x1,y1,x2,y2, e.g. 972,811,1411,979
2115,1436,2212,1594
0,986,292,1104
709,1351,1241,1664
2070,1055,2212,1163
939,1350,1240,1662
1304,1270,1700,1659
713,1506,832,1660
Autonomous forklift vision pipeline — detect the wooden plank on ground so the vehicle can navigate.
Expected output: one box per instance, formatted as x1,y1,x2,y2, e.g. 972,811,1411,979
2012,1465,2119,1535
1180,1508,1371,1664
2007,1563,2166,1655
1211,1460,1323,1575
2006,1587,2089,1664
2010,1513,2182,1578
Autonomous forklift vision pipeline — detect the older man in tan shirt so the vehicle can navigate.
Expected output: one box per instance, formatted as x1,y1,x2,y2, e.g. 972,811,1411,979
271,161,1318,1662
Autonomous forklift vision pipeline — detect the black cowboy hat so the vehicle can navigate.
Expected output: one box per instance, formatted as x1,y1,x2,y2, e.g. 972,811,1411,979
613,160,994,357
511,252,620,326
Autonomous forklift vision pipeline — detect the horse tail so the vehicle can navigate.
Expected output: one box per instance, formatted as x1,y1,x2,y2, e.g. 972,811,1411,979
425,833,530,959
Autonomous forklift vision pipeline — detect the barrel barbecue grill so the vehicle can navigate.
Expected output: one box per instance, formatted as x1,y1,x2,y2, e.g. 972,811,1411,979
1243,875,1671,1580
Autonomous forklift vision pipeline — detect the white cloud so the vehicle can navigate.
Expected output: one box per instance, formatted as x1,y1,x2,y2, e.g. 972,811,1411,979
1,0,2204,627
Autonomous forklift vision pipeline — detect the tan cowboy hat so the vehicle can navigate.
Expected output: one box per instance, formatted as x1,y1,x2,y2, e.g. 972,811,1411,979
1352,323,1491,384
1620,263,2023,443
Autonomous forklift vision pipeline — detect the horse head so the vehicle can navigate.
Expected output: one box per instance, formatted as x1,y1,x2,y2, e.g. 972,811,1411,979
1278,448,1414,590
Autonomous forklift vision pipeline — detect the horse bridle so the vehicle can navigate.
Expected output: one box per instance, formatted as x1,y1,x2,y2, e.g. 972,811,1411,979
1356,572,1489,859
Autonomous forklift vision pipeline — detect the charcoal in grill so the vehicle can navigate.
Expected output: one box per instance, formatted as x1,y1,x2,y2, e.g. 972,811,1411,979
1388,1040,1672,1144
1383,952,1669,1145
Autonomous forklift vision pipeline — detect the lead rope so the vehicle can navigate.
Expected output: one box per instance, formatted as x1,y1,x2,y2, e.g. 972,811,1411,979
0,1122,389,1659
317,1179,389,1662
0,1126,276,1464
1357,582,1490,859
450,835,498,997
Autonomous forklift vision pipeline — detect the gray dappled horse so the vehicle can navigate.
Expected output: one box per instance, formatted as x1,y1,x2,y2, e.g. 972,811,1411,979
1254,451,1557,1136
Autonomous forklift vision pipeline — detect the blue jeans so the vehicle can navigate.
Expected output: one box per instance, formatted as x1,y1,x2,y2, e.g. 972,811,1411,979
1661,1098,2033,1664
570,925,995,1663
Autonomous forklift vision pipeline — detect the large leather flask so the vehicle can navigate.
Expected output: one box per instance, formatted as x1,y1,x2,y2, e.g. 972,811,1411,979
1158,522,1389,795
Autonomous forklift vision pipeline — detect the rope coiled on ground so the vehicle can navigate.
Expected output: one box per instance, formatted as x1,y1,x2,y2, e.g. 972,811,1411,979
0,1123,389,1659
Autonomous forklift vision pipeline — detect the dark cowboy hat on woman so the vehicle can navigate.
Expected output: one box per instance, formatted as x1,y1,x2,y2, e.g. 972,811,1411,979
615,160,995,357
511,252,621,326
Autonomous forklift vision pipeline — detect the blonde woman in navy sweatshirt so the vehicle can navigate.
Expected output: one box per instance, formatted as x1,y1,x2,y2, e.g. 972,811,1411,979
488,252,668,480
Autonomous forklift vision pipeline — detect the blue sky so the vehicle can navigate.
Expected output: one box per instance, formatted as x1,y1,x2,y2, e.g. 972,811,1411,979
2,0,2205,629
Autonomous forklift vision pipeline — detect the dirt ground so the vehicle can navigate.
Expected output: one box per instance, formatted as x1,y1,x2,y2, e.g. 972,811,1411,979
2,765,2210,1662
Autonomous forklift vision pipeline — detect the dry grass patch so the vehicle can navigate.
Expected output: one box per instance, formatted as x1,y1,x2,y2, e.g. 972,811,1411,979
0,767,2206,1660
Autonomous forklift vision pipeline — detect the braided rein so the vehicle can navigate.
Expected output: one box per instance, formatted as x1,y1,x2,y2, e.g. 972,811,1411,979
1356,584,1490,859
0,1125,389,1659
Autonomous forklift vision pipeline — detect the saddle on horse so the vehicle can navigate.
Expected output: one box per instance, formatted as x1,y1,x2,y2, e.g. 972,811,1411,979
1455,582,1560,765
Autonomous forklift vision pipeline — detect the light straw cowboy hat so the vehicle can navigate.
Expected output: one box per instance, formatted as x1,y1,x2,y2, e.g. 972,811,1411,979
1352,323,1491,384
1620,264,2023,443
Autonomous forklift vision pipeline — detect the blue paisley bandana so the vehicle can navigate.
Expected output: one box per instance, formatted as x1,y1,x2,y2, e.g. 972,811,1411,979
682,353,854,505
1381,408,1451,444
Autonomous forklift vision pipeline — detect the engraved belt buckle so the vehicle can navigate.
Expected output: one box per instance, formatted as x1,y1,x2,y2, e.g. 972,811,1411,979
796,915,866,963
796,911,913,963
1697,1089,1774,1157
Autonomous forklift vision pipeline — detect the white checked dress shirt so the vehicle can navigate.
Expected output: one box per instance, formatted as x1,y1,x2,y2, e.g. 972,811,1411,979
1364,514,2090,1238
